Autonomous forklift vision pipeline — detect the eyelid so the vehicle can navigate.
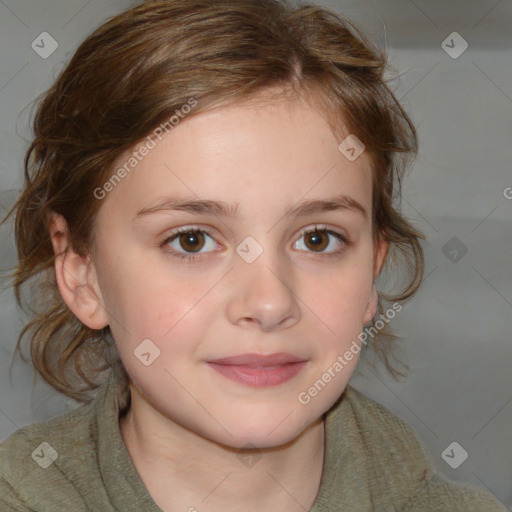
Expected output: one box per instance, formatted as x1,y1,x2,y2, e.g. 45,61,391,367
161,224,348,244
160,223,350,261
293,224,349,255
161,225,219,248
296,224,348,241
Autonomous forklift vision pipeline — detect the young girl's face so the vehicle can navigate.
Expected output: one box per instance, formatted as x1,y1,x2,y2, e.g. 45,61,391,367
90,93,387,448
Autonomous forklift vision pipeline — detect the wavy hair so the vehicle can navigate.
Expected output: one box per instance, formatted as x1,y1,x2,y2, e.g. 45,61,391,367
2,0,424,404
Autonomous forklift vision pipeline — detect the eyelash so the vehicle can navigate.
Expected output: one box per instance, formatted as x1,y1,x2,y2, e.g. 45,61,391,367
161,225,350,263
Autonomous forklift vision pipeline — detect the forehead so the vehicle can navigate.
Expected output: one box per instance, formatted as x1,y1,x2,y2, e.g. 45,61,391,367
98,95,373,222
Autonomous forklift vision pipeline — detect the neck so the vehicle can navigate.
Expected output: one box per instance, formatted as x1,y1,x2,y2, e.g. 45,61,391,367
119,383,326,512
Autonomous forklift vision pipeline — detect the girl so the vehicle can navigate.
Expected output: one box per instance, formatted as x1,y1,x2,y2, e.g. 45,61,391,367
0,0,506,510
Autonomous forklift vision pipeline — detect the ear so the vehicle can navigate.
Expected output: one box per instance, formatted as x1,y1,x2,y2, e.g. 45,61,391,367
49,213,109,330
362,236,389,324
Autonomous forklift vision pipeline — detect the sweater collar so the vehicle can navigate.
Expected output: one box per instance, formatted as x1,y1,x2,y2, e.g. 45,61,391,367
96,367,427,511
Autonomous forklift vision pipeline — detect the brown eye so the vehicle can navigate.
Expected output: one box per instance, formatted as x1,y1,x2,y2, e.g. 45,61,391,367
293,226,348,256
178,230,205,252
162,228,218,262
304,230,329,252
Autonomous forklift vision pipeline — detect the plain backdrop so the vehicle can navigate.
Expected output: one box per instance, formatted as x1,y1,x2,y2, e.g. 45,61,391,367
0,0,510,508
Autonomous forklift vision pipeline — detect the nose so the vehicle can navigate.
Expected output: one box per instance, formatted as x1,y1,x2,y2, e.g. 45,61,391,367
225,245,301,332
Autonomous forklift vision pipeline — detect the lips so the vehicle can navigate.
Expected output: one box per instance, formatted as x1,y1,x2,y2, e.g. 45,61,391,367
207,352,308,388
207,352,307,367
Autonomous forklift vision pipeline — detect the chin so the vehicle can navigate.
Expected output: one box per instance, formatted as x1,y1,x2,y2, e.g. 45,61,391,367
206,413,319,451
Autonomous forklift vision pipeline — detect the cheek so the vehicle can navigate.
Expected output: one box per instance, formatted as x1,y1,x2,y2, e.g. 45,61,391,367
310,258,373,325
299,267,372,405
108,279,211,340
99,255,218,353
301,257,374,378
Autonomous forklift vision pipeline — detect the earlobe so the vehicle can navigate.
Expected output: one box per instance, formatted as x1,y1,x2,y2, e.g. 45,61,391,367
49,213,109,330
363,287,379,325
362,237,389,324
373,236,390,279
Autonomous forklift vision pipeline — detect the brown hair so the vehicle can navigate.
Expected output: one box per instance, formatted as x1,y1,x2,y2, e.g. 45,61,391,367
2,0,424,404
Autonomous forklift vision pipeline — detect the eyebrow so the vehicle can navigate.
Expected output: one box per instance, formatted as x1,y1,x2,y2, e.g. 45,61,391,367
134,193,368,221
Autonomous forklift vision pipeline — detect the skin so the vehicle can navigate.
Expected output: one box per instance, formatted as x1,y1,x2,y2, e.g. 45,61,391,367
50,91,388,512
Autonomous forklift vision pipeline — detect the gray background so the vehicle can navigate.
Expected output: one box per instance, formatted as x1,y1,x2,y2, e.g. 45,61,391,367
0,0,510,508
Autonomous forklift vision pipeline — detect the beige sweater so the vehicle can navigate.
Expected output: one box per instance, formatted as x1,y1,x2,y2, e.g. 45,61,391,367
0,368,506,511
